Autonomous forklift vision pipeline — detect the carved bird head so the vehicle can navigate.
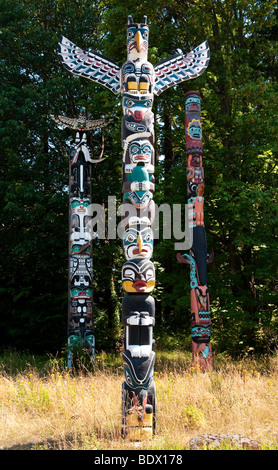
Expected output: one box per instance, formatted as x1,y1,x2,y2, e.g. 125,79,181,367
126,15,149,61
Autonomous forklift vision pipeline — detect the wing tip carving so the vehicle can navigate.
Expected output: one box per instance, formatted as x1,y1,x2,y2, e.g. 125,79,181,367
57,35,121,94
153,39,210,95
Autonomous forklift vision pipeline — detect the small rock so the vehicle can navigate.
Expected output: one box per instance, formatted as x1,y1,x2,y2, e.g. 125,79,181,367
188,433,261,450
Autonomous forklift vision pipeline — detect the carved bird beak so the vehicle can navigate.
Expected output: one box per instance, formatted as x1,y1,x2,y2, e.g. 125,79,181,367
137,234,143,252
134,30,142,52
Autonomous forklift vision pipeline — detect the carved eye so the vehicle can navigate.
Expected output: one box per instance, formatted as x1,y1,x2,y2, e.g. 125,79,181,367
142,31,148,40
143,145,151,154
130,193,139,204
145,99,152,107
127,233,135,242
126,372,132,385
126,99,134,107
130,144,140,154
145,268,154,280
127,31,134,39
144,233,152,243
124,268,135,280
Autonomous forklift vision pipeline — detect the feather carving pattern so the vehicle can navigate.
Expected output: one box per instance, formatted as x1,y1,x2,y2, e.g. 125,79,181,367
58,36,121,94
154,41,210,95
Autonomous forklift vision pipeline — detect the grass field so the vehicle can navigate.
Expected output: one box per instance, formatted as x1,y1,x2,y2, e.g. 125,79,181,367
0,350,278,450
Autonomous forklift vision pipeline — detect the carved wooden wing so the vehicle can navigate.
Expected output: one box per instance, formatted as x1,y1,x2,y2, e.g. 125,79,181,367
50,114,113,131
154,41,210,96
58,36,121,94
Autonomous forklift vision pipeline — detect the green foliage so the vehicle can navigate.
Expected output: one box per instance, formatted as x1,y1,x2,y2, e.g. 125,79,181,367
0,0,277,356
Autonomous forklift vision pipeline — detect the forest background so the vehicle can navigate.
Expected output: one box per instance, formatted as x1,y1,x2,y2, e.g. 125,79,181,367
0,0,277,360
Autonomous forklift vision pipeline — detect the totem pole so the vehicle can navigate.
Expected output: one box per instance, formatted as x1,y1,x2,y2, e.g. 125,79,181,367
51,109,112,368
58,15,209,437
177,92,213,371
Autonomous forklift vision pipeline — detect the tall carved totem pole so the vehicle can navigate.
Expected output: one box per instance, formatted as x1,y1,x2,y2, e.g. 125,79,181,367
51,110,111,368
177,92,213,372
58,15,209,438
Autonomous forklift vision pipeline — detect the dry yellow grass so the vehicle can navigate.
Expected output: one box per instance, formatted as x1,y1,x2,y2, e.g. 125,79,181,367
0,351,277,450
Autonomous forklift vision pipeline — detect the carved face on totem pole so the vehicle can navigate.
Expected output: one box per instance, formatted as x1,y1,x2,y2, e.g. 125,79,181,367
122,258,155,293
127,15,149,61
185,91,203,159
185,93,201,113
123,218,153,260
70,211,92,244
123,164,153,209
187,119,202,141
191,325,211,344
70,198,90,214
122,93,153,122
126,138,154,166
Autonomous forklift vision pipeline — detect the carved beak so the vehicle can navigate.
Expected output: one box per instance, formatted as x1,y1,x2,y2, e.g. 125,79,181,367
134,30,142,52
137,233,143,252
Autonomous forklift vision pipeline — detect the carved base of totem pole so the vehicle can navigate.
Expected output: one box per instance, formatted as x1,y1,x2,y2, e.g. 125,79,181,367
121,260,156,439
122,381,157,439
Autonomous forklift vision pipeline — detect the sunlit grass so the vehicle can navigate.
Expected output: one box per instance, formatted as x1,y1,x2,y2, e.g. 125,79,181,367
0,350,278,450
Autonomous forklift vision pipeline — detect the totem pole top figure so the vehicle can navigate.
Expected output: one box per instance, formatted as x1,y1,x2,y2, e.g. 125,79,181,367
58,16,210,97
126,15,149,62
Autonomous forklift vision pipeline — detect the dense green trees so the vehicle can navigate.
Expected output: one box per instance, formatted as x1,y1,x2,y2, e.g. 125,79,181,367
0,0,277,356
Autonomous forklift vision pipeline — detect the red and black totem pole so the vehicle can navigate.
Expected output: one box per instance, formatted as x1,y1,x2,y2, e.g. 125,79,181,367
177,92,213,372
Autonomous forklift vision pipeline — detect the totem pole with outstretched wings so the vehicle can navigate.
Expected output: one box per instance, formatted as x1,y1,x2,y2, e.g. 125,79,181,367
58,15,210,439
